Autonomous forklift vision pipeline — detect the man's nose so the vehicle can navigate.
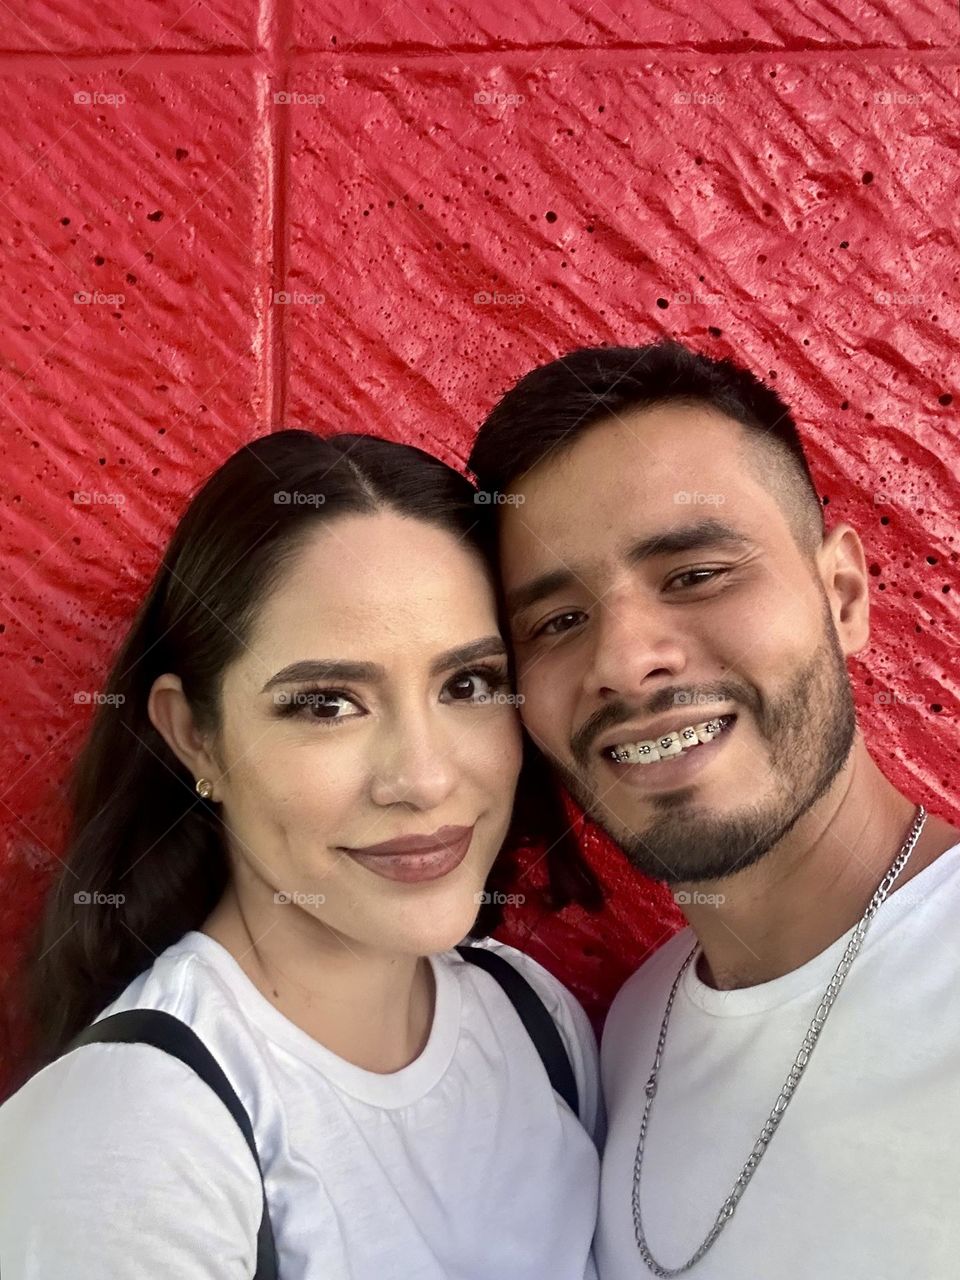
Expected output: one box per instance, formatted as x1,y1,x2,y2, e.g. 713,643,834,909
582,590,688,701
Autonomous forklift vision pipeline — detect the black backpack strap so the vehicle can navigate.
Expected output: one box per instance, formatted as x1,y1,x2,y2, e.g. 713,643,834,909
456,944,580,1118
65,1009,277,1280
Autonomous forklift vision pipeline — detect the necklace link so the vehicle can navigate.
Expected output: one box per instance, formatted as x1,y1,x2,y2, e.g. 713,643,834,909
631,805,928,1277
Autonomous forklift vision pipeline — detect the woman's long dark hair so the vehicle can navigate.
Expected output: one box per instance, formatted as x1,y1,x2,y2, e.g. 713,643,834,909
20,429,601,1079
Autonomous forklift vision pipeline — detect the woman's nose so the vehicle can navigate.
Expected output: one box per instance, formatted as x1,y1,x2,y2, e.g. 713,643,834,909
369,717,459,810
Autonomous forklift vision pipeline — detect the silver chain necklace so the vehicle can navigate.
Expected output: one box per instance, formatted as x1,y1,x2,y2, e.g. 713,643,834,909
631,804,928,1276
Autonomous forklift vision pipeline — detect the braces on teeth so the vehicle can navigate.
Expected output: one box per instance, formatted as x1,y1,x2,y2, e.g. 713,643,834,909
607,715,733,765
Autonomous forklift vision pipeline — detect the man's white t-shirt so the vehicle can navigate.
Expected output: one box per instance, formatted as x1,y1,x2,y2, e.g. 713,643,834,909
0,932,603,1279
597,839,960,1280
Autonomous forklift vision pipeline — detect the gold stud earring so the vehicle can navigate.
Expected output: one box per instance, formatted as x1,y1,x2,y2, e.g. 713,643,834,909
195,777,215,800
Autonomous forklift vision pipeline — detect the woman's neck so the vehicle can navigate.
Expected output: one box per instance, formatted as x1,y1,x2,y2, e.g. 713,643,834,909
201,887,436,1073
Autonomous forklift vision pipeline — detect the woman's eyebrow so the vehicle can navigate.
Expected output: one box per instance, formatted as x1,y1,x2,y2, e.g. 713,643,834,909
260,637,507,692
261,660,382,691
428,636,507,676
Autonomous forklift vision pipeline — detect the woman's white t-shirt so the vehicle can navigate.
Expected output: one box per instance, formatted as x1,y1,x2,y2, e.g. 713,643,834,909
0,931,603,1279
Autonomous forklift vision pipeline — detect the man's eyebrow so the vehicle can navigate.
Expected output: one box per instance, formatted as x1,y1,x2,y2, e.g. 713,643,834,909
259,637,507,693
624,518,755,566
505,519,754,621
505,568,579,621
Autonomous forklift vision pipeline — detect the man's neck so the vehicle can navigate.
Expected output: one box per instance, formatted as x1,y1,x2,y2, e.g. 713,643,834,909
677,737,960,991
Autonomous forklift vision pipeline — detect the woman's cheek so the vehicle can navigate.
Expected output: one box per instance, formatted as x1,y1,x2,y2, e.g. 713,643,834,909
250,741,365,848
465,708,523,797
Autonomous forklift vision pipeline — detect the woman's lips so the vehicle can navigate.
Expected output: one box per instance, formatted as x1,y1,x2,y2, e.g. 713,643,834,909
341,824,475,884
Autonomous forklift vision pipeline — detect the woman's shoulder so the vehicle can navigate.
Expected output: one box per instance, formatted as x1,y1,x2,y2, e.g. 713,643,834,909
0,1031,263,1277
0,927,265,1177
94,928,247,1024
446,937,604,1141
450,936,589,1027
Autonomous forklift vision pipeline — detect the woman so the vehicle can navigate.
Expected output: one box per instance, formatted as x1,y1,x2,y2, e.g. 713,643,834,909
0,429,604,1279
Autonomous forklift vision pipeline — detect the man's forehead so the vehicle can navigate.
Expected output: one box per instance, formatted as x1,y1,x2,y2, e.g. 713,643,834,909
512,405,748,502
499,422,764,576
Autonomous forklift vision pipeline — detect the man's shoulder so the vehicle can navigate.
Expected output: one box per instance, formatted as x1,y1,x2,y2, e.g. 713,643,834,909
601,926,695,1061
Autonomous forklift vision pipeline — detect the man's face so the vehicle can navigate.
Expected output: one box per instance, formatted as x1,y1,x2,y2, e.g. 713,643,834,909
499,404,863,885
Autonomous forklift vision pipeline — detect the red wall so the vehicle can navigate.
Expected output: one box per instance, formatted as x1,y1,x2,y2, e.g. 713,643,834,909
1,1,958,1080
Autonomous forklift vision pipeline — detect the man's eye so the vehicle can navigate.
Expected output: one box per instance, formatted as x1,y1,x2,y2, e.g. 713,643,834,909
668,569,725,590
534,610,587,639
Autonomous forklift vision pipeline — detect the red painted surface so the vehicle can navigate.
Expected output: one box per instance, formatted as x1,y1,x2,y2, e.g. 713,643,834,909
1,2,958,1088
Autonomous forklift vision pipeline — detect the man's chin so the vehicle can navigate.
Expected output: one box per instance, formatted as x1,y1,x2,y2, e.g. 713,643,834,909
587,796,793,886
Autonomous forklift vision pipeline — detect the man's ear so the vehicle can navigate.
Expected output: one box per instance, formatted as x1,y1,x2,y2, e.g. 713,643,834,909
816,522,870,655
148,673,223,800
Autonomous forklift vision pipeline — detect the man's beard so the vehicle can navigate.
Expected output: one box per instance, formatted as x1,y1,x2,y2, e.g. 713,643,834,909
546,605,858,886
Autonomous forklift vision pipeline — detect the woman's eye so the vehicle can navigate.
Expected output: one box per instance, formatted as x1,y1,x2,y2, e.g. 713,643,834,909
441,666,511,704
534,610,586,639
279,689,361,721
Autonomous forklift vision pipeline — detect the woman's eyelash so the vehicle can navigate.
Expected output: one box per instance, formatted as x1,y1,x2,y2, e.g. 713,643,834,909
444,663,512,699
274,686,358,719
272,664,513,721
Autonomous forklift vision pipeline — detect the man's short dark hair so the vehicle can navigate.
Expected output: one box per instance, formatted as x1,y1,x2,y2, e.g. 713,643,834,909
469,340,825,557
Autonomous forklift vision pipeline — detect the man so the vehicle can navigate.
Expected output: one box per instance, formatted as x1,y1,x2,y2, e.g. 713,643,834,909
469,341,960,1278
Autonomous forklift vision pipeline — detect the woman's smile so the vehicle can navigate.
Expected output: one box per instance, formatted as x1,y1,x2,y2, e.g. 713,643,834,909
339,822,476,883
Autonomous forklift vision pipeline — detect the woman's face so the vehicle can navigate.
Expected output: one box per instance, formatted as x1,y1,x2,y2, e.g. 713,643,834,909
207,510,522,958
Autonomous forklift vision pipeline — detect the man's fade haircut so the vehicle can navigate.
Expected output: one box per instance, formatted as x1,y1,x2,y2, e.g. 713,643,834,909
469,340,825,559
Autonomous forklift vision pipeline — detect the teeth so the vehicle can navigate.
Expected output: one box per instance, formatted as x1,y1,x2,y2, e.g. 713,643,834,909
608,716,730,763
695,719,721,743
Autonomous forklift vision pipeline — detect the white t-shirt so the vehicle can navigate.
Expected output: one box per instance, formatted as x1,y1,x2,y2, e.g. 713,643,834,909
0,932,603,1280
596,839,960,1280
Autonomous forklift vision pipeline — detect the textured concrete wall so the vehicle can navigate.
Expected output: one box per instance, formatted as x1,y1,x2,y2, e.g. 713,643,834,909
1,2,958,1076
